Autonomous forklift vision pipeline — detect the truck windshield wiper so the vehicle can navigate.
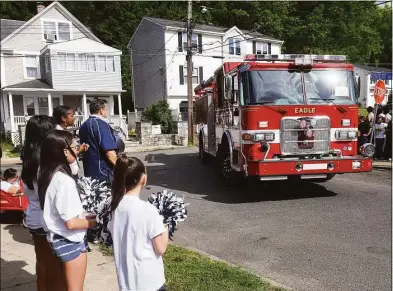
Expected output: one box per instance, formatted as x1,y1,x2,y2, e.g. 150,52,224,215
308,97,347,113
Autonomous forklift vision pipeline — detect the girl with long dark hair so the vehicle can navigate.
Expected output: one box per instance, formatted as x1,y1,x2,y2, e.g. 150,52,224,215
38,130,96,291
108,154,169,291
21,115,66,291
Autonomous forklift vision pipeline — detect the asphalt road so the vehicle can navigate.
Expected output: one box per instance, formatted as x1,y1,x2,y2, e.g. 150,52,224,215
1,148,391,291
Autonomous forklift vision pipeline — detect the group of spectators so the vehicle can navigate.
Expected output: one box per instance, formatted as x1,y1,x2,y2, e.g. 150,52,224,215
2,98,169,291
358,105,392,161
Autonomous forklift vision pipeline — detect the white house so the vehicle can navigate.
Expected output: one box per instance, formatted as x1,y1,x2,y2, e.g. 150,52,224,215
128,17,284,119
354,64,392,108
0,2,126,145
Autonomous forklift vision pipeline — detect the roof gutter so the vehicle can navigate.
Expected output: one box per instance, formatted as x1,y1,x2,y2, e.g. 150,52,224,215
1,88,127,93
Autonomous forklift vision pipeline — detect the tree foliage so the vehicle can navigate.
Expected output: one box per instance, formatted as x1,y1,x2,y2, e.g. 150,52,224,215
143,100,172,134
1,1,391,110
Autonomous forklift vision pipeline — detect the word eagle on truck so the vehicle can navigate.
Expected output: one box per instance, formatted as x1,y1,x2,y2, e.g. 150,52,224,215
194,54,374,185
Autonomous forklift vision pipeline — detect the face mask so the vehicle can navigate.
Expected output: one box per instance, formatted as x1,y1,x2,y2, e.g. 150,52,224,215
70,160,79,176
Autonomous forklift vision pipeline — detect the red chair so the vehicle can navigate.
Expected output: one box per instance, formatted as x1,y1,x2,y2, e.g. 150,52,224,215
0,180,29,213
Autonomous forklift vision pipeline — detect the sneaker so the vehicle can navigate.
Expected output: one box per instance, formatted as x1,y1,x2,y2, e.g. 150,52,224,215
93,239,99,244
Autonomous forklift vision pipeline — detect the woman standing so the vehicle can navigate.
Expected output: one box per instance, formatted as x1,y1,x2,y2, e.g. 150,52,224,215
20,115,65,291
38,130,96,291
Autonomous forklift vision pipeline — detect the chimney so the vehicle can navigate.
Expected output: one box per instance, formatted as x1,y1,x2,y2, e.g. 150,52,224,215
37,2,45,14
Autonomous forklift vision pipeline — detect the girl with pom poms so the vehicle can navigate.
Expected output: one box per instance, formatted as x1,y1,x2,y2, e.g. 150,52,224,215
108,154,169,291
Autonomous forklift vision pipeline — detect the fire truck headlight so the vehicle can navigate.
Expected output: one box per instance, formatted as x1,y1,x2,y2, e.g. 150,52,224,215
360,143,375,158
335,130,357,140
253,132,275,142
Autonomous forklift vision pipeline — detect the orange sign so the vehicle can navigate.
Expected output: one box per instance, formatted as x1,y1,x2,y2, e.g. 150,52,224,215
373,80,386,105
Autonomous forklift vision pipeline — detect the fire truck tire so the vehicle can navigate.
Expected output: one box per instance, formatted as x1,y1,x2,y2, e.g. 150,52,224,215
198,137,208,164
217,147,242,186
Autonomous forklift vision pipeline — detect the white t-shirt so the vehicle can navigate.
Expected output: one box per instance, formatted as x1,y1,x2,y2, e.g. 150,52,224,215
42,171,86,242
24,181,44,230
55,124,64,130
0,180,19,193
108,195,166,291
375,123,386,139
368,112,374,123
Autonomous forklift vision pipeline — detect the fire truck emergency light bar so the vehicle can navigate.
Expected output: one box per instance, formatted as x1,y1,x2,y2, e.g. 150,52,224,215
244,54,347,65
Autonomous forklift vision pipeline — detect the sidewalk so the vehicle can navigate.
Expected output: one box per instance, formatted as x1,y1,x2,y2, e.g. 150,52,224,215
1,221,118,291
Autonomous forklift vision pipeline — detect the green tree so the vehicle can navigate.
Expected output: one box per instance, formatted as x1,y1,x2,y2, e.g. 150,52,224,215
143,100,172,134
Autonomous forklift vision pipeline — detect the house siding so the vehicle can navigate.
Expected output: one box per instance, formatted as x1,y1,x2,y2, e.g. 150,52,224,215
3,6,87,52
130,19,166,110
3,55,26,86
50,52,122,91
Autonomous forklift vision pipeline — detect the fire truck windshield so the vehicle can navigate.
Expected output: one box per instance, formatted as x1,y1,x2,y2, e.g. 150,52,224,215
240,69,357,106
304,70,356,105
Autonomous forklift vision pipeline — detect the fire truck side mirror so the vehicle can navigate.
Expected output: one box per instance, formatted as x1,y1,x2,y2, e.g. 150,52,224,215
355,74,360,98
224,76,232,100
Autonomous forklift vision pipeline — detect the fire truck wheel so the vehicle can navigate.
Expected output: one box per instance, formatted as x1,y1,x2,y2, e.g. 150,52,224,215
198,137,208,164
217,149,242,186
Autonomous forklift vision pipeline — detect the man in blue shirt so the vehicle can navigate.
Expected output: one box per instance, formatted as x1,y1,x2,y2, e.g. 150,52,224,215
79,99,118,183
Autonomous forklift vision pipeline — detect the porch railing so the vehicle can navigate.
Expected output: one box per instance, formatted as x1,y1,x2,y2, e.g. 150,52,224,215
14,116,29,126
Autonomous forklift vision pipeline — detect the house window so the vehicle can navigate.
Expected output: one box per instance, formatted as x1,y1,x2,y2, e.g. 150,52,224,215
42,20,71,42
182,33,198,52
53,97,61,108
87,54,96,71
38,97,49,115
66,53,76,70
98,55,106,71
256,42,268,55
43,21,57,40
78,54,87,71
370,78,376,85
229,38,241,55
106,56,115,72
184,66,199,84
57,53,66,70
25,56,39,78
58,22,71,41
25,97,35,115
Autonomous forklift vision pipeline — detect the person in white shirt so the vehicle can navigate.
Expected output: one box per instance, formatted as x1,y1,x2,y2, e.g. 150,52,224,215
374,116,387,159
38,130,96,290
0,168,21,195
108,155,169,291
20,115,67,291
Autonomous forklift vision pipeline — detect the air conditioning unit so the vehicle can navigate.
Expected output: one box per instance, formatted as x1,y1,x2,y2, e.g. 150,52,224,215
44,33,57,42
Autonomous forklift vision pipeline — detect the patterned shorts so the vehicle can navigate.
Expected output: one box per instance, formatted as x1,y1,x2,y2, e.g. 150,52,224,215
49,234,89,263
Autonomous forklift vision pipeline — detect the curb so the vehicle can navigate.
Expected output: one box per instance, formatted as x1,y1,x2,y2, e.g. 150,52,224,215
0,158,22,165
176,244,292,291
124,145,189,153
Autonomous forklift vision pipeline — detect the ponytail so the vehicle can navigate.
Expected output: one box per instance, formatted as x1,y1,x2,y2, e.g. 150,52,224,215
110,154,146,213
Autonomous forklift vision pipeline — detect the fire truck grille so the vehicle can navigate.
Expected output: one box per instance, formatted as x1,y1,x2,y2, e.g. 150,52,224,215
280,117,331,155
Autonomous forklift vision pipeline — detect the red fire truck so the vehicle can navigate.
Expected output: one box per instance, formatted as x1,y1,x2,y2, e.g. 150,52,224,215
194,54,375,185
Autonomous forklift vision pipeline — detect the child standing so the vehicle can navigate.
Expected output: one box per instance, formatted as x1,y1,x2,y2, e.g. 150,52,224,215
108,155,168,291
38,130,96,291
374,116,387,160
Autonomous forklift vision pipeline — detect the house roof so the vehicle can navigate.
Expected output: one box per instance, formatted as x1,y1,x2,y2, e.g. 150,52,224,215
354,64,392,73
41,37,122,54
1,2,102,45
143,16,282,42
4,80,52,89
0,19,26,41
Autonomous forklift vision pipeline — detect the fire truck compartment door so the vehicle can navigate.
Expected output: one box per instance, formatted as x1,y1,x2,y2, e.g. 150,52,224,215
207,93,215,153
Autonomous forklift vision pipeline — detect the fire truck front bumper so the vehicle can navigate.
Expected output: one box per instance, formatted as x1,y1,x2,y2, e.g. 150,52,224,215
247,156,373,181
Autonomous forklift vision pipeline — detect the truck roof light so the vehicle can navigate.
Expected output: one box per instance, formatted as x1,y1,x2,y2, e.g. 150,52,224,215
244,54,346,63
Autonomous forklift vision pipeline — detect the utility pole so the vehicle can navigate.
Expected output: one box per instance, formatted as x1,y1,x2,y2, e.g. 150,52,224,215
187,0,193,145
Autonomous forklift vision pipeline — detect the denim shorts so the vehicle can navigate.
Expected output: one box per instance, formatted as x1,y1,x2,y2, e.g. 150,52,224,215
49,234,89,263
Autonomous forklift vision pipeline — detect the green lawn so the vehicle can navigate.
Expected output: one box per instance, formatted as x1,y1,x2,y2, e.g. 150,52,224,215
99,244,284,291
0,139,20,158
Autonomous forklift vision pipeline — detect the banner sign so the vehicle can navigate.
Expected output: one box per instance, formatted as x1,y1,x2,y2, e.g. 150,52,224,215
370,72,392,81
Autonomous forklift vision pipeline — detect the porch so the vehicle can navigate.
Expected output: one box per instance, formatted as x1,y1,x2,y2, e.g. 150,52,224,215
1,87,127,145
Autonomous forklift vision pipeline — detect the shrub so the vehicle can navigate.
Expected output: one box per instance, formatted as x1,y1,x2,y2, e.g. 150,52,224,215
143,100,172,134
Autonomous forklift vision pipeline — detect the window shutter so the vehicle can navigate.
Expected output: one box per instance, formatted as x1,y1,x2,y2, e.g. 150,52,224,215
179,65,184,85
199,67,203,84
268,43,271,54
198,34,202,53
252,41,256,54
178,32,183,52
